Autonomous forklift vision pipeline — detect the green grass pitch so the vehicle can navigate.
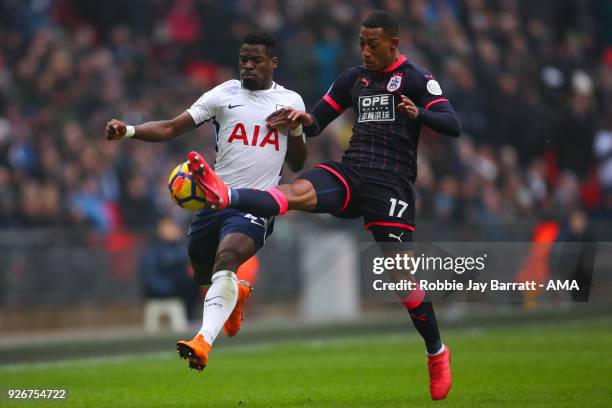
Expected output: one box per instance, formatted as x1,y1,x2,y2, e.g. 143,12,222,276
1,318,611,407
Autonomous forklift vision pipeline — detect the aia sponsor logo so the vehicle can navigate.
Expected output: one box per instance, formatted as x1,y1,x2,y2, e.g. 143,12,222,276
228,123,279,151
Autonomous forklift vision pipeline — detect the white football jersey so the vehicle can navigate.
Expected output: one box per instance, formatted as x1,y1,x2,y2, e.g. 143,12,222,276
186,80,305,190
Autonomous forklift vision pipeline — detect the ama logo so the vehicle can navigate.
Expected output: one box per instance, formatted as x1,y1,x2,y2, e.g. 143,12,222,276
228,123,279,151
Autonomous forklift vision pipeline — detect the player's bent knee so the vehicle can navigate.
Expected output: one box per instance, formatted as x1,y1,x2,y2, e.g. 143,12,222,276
214,247,243,271
278,180,317,211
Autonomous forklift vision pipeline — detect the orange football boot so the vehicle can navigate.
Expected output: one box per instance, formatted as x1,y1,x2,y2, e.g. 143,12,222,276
187,151,230,210
428,346,452,400
176,334,212,371
224,280,253,337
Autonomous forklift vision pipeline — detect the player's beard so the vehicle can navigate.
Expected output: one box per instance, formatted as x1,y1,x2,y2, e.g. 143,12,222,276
241,76,260,90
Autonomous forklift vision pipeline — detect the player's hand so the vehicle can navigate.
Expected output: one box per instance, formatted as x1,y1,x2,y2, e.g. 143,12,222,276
266,108,313,129
397,95,419,120
105,119,127,140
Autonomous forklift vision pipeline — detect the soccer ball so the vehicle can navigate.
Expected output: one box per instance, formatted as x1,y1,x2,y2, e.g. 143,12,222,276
167,162,207,211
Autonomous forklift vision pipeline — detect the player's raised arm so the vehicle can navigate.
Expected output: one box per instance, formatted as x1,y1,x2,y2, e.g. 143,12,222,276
106,80,225,143
105,112,196,142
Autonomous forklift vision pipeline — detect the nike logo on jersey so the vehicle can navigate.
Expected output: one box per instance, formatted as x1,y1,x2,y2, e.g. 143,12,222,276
228,104,244,109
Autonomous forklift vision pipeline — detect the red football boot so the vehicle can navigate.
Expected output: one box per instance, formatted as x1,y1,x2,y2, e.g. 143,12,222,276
428,346,452,400
187,151,230,210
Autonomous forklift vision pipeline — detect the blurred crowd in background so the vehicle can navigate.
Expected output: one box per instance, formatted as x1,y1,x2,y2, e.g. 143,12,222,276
1,0,611,235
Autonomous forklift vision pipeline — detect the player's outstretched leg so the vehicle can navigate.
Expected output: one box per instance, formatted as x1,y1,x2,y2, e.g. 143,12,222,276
187,151,320,217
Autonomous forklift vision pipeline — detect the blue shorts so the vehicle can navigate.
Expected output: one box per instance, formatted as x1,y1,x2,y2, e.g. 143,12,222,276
187,208,273,266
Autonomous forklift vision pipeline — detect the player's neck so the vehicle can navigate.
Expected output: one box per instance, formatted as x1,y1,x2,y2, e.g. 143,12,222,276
380,53,406,72
244,79,274,91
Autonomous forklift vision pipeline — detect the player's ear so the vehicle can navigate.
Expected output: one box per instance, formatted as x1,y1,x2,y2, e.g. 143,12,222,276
390,37,400,52
271,56,278,69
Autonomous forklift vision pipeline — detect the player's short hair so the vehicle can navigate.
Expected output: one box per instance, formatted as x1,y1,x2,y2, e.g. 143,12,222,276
362,10,399,37
242,31,277,57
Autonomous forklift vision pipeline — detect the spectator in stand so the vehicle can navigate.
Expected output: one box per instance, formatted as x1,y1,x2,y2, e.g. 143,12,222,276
0,0,609,236
139,217,199,321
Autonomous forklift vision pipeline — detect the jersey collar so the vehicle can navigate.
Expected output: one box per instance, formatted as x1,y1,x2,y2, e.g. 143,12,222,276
381,55,408,73
241,81,278,93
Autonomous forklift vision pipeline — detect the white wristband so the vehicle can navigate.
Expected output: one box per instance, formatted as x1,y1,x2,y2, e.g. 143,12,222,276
289,124,303,137
124,125,136,138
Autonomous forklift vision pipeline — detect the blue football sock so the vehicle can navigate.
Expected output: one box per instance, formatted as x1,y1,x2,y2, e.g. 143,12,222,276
230,188,240,205
229,188,281,217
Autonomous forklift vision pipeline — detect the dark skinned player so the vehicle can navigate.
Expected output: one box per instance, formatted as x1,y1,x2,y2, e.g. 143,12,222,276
105,32,307,371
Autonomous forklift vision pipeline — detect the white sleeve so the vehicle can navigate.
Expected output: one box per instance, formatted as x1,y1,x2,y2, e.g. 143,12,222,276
290,93,307,141
186,87,221,126
292,93,306,112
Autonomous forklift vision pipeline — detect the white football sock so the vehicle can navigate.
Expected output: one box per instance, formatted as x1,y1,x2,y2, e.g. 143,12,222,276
198,270,238,345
